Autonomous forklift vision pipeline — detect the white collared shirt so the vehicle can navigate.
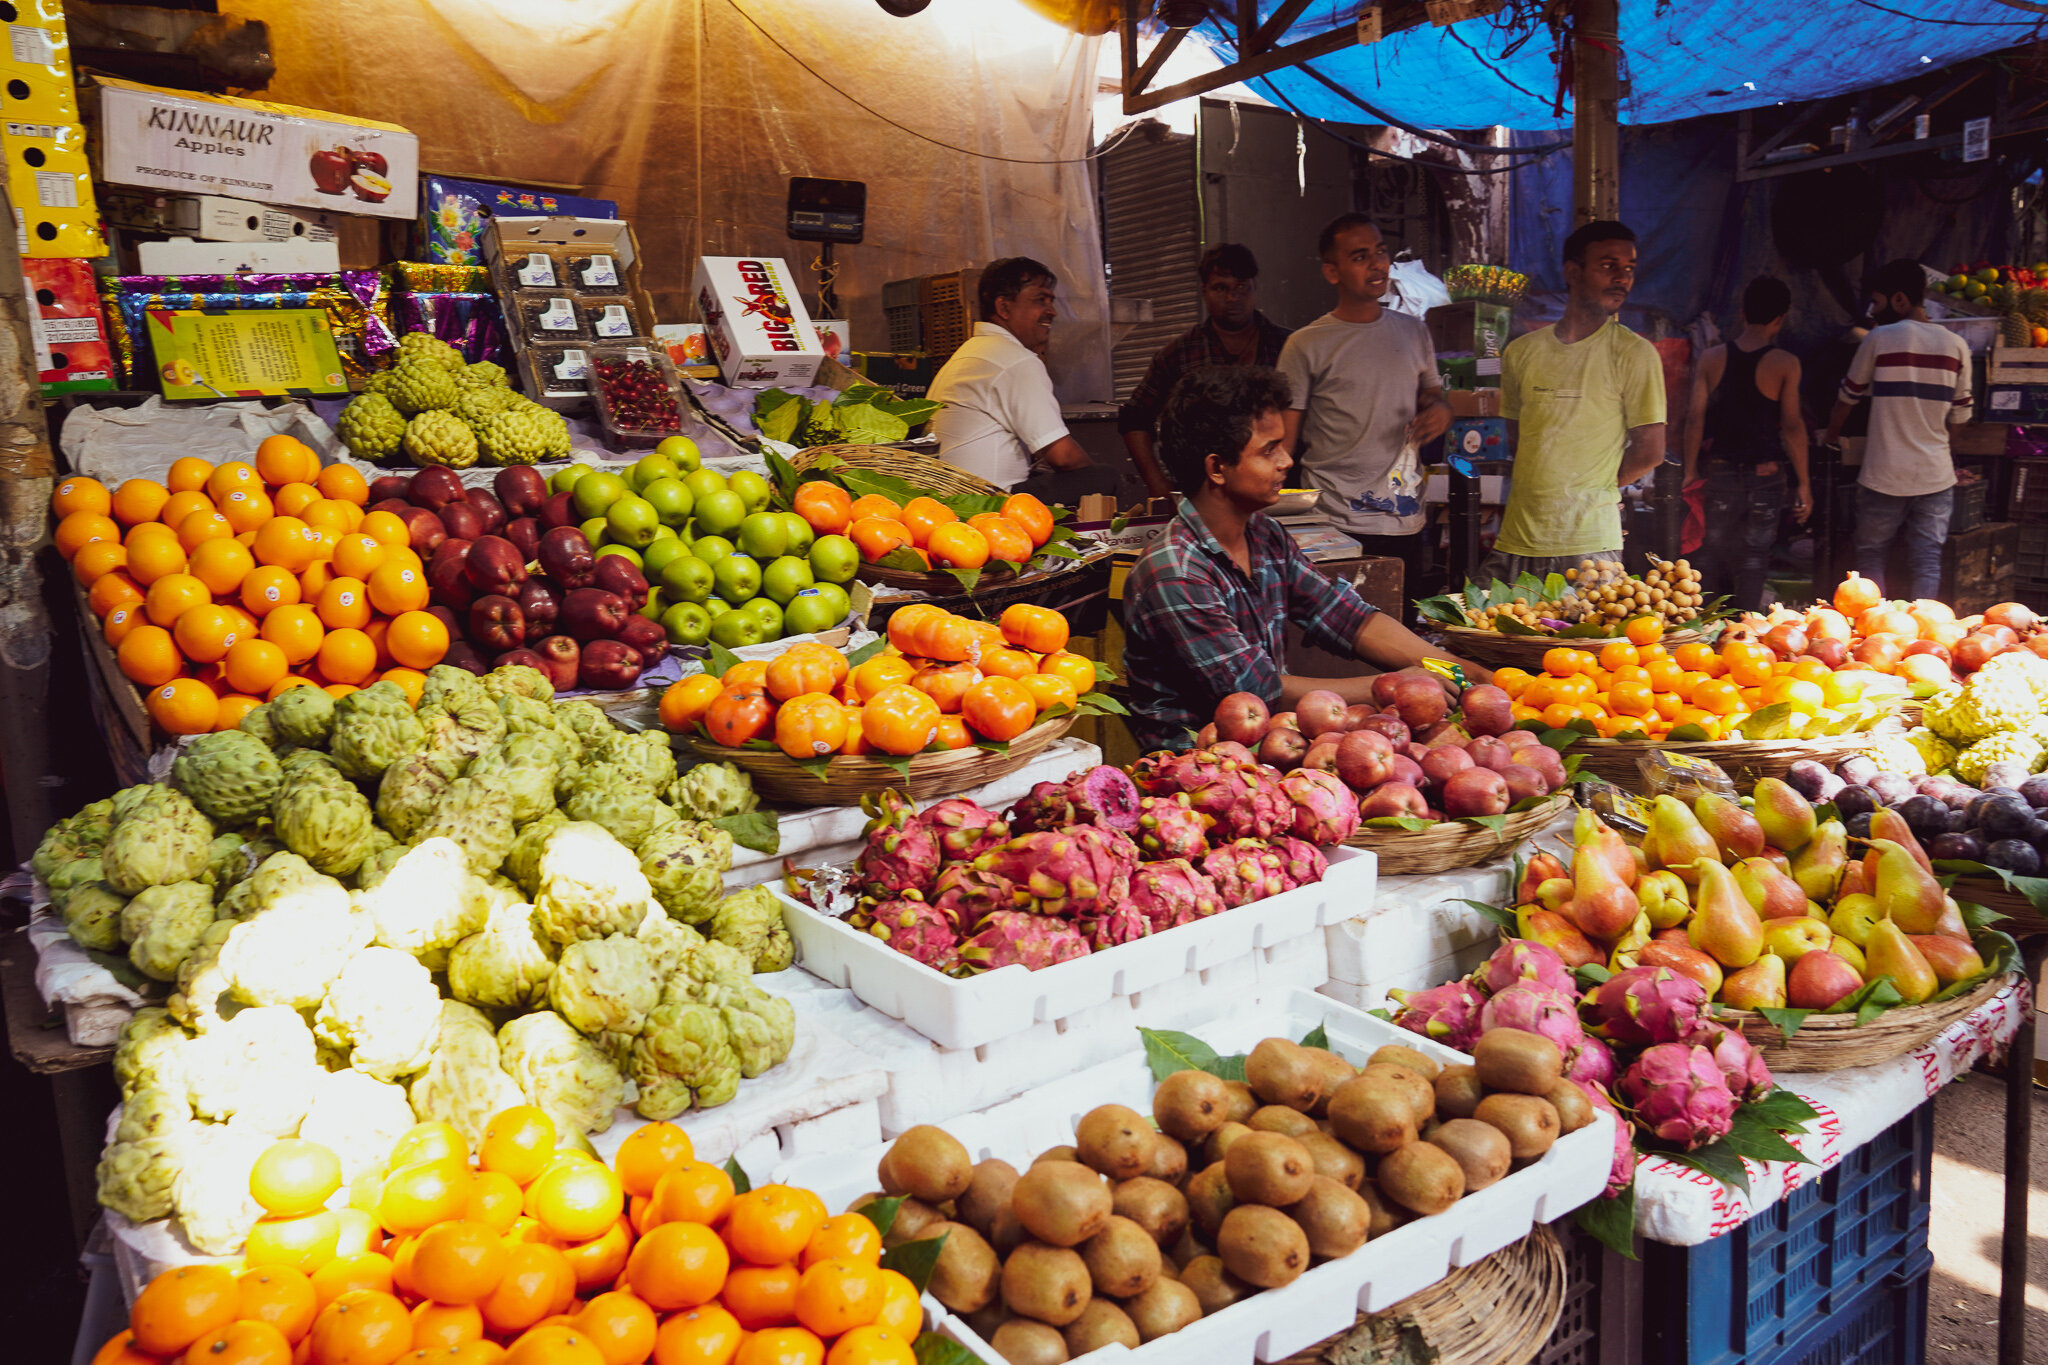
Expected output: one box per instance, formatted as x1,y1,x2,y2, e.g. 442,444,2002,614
927,322,1069,489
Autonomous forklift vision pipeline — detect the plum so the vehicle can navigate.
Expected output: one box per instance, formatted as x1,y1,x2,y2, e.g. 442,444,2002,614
1984,839,2041,875
2019,774,2048,810
1214,691,1270,745
1896,795,1951,838
1866,772,1916,806
1928,831,1986,862
1975,794,2037,842
1837,755,1879,786
1983,763,2035,794
1832,785,1879,819
1784,759,1836,802
1843,811,1873,839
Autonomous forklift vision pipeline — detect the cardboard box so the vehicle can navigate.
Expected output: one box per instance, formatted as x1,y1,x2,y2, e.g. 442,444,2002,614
85,76,419,221
1443,387,1502,417
1,1,75,124
482,216,658,363
419,175,618,266
1426,299,1512,359
1985,385,2048,423
101,189,340,244
137,237,340,275
22,255,113,393
691,255,825,389
851,351,937,399
141,307,350,399
652,323,717,379
1448,416,1509,464
3,120,102,256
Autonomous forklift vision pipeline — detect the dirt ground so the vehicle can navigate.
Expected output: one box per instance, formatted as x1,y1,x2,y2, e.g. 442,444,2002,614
1927,1068,2048,1361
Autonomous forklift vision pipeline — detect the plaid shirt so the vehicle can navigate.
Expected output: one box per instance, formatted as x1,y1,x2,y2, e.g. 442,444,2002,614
1117,313,1294,434
1123,500,1377,750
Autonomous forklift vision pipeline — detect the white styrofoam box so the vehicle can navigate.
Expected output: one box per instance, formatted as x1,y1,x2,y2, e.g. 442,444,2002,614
1255,928,1333,995
135,236,342,275
722,738,1102,890
774,847,1374,1051
1326,863,1511,988
1318,940,1490,1014
773,987,1613,1363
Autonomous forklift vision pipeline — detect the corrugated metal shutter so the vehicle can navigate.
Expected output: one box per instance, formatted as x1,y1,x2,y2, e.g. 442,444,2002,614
1100,132,1200,402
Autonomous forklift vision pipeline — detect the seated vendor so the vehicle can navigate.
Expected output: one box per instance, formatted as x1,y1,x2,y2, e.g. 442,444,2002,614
1122,365,1488,751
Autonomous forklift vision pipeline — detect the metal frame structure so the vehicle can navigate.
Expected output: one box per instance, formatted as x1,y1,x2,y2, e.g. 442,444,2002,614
1118,1,1451,117
1736,64,2048,182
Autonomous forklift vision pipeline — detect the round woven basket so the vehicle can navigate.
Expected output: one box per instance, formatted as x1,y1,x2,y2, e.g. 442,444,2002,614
1344,794,1572,876
857,558,1021,593
679,712,1076,805
1279,1225,1565,1365
1953,875,2048,937
1717,970,2014,1072
1442,624,1705,672
1567,730,1891,795
791,443,1003,499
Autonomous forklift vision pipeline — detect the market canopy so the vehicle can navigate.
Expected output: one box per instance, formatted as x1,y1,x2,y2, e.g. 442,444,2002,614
1177,0,2047,130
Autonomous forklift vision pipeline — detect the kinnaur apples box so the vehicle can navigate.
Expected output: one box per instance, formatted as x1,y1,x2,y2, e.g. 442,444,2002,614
691,255,825,390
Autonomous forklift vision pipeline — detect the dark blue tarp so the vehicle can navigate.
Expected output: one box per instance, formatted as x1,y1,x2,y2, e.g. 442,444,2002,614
1189,1,2043,130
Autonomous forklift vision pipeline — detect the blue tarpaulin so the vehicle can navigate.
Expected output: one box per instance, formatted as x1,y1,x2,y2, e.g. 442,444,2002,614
1187,1,2045,131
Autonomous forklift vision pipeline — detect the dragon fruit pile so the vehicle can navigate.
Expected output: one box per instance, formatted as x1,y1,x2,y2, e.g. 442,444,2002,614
1390,940,1778,1197
838,754,1353,974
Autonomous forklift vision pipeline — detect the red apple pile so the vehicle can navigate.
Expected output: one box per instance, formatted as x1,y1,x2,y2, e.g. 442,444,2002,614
1204,672,1568,823
368,465,668,692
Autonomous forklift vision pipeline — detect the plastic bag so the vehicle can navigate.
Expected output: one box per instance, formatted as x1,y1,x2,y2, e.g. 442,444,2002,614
1385,258,1452,319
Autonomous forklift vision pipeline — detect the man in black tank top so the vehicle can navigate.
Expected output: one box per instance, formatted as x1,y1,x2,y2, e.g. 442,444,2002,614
1681,277,1812,612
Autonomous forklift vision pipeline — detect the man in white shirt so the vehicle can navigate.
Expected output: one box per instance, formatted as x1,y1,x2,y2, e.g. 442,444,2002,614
1823,258,1972,601
928,257,1095,490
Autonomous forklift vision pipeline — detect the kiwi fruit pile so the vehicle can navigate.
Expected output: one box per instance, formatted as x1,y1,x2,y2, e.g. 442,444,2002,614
856,1027,1590,1363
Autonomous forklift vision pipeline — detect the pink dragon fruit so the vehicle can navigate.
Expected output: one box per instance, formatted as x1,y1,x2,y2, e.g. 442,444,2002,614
1134,794,1209,861
1127,751,1179,794
854,789,941,897
1478,983,1587,1059
1579,1082,1637,1196
1390,980,1487,1051
1269,836,1327,890
1479,941,1578,998
1127,859,1226,932
1683,1021,1775,1104
915,799,1009,865
1567,1034,1617,1088
973,824,1139,920
958,910,1090,971
1080,903,1152,950
929,864,1015,924
1005,765,1143,834
1618,1042,1737,1150
1152,751,1291,841
1201,839,1289,908
1589,965,1707,1046
863,897,960,969
1279,768,1360,845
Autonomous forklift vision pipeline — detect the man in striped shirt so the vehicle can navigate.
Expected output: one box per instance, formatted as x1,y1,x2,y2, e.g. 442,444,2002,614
1824,259,1972,601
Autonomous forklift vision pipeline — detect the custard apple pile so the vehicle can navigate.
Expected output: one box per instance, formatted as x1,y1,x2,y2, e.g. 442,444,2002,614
339,329,567,469
402,409,479,470
478,404,572,466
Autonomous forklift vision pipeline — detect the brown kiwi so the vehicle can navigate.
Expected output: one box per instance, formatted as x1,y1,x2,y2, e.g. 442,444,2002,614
844,1190,885,1215
1472,1028,1565,1095
1002,1241,1094,1325
989,1205,1027,1258
1245,1037,1322,1112
1180,1254,1253,1313
1169,1225,1209,1270
1426,1118,1512,1193
1220,1080,1259,1125
1433,1064,1485,1119
1152,1068,1232,1142
1298,1132,1366,1190
1376,1140,1466,1215
990,1318,1069,1365
883,1196,945,1248
1012,1160,1113,1247
1326,1076,1418,1154
1112,1176,1189,1249
1222,1131,1315,1207
1303,1047,1359,1115
1248,1104,1320,1139
1474,1093,1561,1158
956,1158,1020,1235
924,1219,1000,1313
1125,1277,1204,1340
1062,1299,1140,1354
1546,1080,1595,1135
1369,1043,1442,1081
1147,1132,1188,1184
1154,1257,1180,1281
877,1124,973,1204
1033,1145,1080,1166
1075,1103,1155,1181
1356,1179,1412,1238
962,1299,1011,1341
1217,1204,1311,1288
1284,1175,1373,1259
1360,1063,1436,1124
1079,1214,1161,1298
1203,1120,1253,1167
1184,1161,1235,1238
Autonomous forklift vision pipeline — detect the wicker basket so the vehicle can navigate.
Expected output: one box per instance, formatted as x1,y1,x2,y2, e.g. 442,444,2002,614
791,442,1002,499
679,712,1076,805
1344,794,1572,876
1953,875,2048,937
1568,730,1891,795
1280,1225,1565,1365
1442,624,1705,672
1717,971,2015,1072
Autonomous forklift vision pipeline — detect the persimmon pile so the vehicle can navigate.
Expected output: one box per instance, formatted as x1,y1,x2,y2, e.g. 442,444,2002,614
661,605,1098,758
790,484,1055,574
95,1109,924,1365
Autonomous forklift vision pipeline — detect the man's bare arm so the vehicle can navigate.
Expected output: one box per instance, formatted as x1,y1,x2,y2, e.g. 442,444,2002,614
1617,422,1667,487
1034,434,1092,472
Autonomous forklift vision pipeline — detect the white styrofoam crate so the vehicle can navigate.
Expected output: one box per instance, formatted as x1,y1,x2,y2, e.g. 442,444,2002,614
773,847,1375,1050
1317,939,1490,1014
772,987,1613,1364
1325,868,1507,988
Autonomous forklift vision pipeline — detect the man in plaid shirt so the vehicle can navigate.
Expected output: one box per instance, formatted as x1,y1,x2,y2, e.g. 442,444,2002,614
1123,366,1487,751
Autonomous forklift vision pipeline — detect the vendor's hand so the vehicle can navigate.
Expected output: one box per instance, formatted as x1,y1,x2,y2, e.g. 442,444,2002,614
1792,482,1813,524
1406,403,1451,444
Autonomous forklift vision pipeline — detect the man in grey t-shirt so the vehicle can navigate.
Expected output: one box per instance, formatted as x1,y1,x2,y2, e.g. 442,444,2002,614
1279,215,1448,615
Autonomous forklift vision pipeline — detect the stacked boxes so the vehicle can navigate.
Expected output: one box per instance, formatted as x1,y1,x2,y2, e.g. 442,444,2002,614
1,0,102,260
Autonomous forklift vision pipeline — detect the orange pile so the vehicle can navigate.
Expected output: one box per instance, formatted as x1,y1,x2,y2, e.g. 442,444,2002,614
51,439,443,736
95,1109,923,1365
794,487,1054,573
660,604,1098,757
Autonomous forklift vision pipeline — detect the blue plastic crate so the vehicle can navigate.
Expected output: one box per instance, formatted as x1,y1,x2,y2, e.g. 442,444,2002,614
1643,1100,1933,1365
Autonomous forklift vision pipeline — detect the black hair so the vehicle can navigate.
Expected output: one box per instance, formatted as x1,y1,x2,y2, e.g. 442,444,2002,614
1868,258,1927,307
1317,213,1381,262
1741,276,1792,325
1198,243,1259,284
1157,365,1294,498
1562,219,1637,265
978,257,1056,321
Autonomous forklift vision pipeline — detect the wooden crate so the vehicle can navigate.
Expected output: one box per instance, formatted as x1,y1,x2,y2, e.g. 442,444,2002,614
1987,345,2048,385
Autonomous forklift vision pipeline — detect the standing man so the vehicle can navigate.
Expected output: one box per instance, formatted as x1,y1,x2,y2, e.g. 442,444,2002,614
928,256,1098,493
1277,215,1448,608
1486,220,1667,580
1118,243,1293,501
1683,276,1812,612
1823,259,1971,601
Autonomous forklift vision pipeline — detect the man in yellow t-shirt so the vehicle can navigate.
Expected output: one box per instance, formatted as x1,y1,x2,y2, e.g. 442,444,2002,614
1485,220,1668,580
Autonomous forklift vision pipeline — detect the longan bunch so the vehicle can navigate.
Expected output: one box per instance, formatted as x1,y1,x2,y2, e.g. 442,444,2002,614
1476,598,1562,629
1562,557,1705,626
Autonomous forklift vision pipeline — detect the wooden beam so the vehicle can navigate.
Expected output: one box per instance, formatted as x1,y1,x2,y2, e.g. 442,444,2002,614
1124,18,1386,113
1129,23,1188,100
1248,0,1314,56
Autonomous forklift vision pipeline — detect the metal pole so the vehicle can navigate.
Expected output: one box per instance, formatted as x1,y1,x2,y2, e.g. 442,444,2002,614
1998,935,2045,1365
1572,0,1621,222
